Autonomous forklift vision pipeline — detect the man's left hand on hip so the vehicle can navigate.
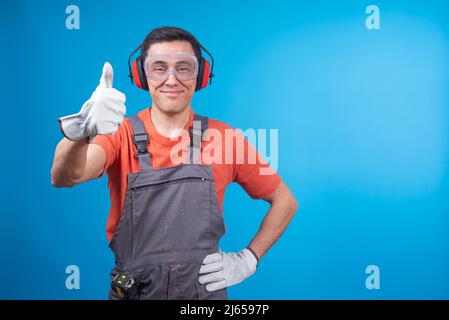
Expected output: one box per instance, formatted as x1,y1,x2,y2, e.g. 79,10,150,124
198,248,259,292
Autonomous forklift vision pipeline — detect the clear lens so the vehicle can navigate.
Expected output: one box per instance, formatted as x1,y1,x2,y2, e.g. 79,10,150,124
144,52,198,82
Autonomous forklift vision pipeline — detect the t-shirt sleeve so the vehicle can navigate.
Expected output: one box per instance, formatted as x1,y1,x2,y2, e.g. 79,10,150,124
231,129,282,199
90,124,124,177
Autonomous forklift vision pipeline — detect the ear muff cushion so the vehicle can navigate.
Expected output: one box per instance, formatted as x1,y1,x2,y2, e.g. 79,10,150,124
195,57,204,91
200,60,211,89
136,56,149,91
132,60,143,89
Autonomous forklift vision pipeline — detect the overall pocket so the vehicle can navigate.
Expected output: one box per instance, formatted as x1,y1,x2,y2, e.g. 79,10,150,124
195,280,229,300
131,176,212,258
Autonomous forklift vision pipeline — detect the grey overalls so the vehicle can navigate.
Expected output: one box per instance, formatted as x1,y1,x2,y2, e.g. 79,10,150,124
108,113,228,300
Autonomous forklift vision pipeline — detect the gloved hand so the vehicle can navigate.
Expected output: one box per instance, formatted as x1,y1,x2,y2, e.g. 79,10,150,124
198,248,259,292
58,62,126,141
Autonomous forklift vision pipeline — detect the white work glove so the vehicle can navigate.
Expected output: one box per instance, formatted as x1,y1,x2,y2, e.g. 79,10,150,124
58,62,126,141
198,248,259,292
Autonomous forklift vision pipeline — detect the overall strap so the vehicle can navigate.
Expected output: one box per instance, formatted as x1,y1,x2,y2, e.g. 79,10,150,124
129,115,152,171
188,114,209,164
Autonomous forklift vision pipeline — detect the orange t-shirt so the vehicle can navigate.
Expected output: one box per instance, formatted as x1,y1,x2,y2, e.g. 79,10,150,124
92,107,282,242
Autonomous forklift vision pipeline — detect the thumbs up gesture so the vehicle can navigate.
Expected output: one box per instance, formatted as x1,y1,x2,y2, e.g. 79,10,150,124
58,62,126,141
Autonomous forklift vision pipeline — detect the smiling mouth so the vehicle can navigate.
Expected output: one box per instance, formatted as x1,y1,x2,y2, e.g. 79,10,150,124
160,90,183,97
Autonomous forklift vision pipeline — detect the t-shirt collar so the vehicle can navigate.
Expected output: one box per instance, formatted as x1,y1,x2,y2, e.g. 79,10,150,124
143,107,195,146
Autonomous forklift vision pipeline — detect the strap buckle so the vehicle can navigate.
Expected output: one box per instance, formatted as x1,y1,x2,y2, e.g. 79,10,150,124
133,133,149,158
189,126,205,146
111,272,136,299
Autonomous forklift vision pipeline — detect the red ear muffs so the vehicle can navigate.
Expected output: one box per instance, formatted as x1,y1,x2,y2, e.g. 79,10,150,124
195,57,211,92
131,56,149,91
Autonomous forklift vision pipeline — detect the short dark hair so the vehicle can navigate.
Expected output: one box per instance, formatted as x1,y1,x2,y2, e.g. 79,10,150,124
141,26,202,63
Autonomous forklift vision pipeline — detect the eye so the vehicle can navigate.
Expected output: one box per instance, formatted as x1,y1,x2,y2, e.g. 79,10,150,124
177,66,193,73
152,66,167,73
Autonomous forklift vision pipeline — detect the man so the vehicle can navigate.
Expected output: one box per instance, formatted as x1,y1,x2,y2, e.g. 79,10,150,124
51,26,298,300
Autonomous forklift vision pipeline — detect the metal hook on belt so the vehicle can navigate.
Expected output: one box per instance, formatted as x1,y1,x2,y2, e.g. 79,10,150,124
111,272,137,299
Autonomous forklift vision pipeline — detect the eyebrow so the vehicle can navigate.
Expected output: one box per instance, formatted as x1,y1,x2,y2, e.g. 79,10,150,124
176,60,194,65
151,60,168,65
150,60,194,65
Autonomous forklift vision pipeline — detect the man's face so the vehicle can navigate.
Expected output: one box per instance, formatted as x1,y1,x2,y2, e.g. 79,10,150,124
146,40,197,114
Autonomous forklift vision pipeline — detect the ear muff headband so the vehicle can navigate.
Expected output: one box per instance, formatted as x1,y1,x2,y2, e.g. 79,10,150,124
128,42,214,92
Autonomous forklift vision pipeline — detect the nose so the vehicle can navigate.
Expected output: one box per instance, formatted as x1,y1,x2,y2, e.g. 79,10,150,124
165,72,179,86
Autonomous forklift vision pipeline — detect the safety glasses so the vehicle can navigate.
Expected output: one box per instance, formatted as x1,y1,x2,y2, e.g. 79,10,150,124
144,51,199,82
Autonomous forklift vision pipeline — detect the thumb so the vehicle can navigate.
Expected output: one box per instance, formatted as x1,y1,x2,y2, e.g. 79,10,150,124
98,62,113,88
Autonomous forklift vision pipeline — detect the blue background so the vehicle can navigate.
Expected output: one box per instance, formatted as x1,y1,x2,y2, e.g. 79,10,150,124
1,0,448,299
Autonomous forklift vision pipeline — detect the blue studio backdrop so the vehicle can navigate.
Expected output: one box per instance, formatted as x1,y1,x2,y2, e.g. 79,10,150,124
1,0,448,299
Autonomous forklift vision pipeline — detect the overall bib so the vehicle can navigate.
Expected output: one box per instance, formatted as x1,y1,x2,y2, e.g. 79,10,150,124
108,113,228,300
